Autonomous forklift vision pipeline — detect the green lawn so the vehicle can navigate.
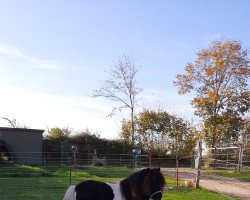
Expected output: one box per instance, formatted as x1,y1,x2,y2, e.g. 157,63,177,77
207,168,250,182
0,164,236,200
163,177,239,200
163,189,238,200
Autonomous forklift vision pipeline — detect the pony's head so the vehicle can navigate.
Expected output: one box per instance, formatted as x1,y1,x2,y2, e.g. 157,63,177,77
121,168,165,200
142,168,165,200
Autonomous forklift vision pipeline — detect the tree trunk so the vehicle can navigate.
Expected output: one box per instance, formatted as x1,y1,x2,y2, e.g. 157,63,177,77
131,108,135,147
212,127,217,168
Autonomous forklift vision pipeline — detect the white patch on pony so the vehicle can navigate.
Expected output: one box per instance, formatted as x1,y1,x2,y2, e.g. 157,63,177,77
107,182,124,200
63,185,76,200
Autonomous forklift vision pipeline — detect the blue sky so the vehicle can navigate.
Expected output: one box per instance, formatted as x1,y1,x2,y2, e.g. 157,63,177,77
0,1,250,138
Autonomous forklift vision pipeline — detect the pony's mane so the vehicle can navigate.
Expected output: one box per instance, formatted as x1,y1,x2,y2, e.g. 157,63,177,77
120,168,165,200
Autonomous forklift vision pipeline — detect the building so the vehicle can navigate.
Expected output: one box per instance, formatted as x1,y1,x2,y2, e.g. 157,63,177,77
0,127,44,164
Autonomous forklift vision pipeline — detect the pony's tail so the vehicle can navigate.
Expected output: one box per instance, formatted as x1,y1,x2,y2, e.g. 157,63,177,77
63,185,76,200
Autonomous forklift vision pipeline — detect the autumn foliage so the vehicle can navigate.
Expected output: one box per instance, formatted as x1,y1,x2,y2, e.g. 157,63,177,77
174,39,250,148
121,109,197,157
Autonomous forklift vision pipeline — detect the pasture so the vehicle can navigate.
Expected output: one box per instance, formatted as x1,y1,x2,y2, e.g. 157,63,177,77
0,164,236,200
207,168,250,182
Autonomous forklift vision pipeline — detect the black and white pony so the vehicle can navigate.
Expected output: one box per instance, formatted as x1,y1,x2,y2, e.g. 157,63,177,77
63,168,165,200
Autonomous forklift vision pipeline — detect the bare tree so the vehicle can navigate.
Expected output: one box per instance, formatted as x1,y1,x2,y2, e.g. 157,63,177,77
1,117,30,129
92,55,142,145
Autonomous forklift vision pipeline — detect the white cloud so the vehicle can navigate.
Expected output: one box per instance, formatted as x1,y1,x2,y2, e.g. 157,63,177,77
0,84,199,139
0,45,24,57
0,85,120,139
0,44,65,70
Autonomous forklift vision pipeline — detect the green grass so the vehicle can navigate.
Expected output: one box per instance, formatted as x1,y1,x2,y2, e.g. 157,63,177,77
207,168,250,182
163,176,237,200
0,164,236,200
163,189,238,200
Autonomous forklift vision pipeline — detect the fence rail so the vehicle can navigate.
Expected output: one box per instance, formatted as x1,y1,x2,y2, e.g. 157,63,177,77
201,145,250,171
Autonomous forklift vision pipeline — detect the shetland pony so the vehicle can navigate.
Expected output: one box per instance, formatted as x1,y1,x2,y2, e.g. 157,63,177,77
63,168,165,200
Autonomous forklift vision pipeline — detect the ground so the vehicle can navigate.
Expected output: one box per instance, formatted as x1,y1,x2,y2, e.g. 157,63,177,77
161,168,250,200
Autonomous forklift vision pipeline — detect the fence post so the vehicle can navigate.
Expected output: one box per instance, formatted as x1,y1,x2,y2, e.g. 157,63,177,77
237,147,243,173
195,140,202,188
71,145,77,174
69,157,72,185
191,149,195,168
176,156,179,189
149,155,152,168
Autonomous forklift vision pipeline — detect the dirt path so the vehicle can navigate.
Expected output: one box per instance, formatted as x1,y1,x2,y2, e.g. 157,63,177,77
161,168,250,200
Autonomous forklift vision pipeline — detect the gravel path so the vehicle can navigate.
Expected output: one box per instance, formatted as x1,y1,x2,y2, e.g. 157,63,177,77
161,168,250,200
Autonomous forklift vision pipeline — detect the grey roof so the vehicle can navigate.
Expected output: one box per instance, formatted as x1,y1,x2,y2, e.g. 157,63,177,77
0,127,44,133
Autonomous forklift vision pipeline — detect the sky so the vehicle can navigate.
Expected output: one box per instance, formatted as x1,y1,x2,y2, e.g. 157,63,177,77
0,1,250,139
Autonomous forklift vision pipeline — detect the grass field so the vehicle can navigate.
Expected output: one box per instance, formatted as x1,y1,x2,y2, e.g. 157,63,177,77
0,164,237,200
207,168,250,182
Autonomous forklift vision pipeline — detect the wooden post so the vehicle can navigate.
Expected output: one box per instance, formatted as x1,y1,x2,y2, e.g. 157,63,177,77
237,147,243,173
69,157,72,185
73,151,77,174
212,147,216,169
195,140,202,188
176,157,179,189
191,149,195,169
71,145,77,174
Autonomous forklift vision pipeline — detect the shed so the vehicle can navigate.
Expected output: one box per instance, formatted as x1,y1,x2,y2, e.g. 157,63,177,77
0,127,44,164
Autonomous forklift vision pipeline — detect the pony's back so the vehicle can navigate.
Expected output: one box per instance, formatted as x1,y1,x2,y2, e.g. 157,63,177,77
63,185,76,200
75,180,114,200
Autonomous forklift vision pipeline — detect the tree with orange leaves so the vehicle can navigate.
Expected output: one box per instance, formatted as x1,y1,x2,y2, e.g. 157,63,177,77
174,39,250,148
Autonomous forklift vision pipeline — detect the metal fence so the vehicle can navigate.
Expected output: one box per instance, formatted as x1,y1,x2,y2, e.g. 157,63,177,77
201,146,250,171
1,150,194,167
1,151,151,167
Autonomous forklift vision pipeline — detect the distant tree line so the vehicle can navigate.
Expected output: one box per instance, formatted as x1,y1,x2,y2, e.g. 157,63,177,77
43,128,133,157
121,109,198,157
43,108,198,158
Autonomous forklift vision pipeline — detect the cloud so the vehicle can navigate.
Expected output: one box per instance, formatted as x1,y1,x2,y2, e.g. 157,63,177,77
0,85,120,139
0,44,65,70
